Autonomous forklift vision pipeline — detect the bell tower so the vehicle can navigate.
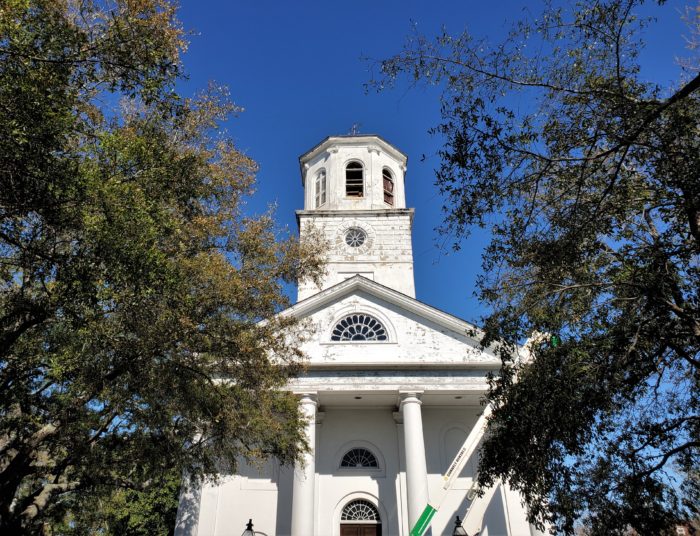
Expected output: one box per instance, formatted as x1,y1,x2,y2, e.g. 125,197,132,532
296,135,415,300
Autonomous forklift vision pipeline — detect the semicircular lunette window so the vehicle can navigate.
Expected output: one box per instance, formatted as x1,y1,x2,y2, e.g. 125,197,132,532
331,314,387,342
341,499,380,521
341,448,379,468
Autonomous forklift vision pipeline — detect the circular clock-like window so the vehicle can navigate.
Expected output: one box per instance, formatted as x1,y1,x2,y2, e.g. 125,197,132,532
345,227,366,248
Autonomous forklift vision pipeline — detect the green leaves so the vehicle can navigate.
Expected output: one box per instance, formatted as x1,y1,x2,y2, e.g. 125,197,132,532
376,1,699,533
0,1,324,532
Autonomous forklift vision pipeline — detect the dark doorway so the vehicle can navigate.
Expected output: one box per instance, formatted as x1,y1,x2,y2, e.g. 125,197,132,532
340,524,381,536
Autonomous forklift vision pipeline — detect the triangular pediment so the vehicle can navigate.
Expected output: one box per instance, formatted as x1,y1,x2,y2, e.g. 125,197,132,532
281,276,501,368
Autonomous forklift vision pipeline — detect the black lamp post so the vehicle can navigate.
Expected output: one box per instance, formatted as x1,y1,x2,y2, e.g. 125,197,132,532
241,519,255,536
453,515,469,536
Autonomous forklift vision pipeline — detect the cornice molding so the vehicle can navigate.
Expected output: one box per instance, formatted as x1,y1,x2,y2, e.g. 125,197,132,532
299,135,407,166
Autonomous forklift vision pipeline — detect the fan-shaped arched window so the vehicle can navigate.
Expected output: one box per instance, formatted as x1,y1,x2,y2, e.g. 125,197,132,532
331,314,387,342
341,499,380,521
315,169,327,207
382,168,394,206
341,448,379,468
345,161,364,197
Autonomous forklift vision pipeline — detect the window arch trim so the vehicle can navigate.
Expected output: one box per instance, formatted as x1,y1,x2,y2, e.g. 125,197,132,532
331,313,388,342
332,492,387,536
325,306,396,345
340,499,381,522
334,440,386,477
340,448,379,468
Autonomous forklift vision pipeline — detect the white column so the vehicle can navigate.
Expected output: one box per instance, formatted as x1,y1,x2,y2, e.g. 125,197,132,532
291,393,317,536
400,391,430,532
173,472,202,536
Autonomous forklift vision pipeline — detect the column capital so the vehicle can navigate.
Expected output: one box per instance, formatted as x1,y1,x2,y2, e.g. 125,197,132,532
297,392,318,406
399,391,424,407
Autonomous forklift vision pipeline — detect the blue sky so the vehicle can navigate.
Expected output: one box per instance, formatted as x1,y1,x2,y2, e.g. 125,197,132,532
176,0,690,323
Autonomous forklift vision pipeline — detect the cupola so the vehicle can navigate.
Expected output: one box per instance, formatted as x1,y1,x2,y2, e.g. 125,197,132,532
299,135,408,211
296,135,415,300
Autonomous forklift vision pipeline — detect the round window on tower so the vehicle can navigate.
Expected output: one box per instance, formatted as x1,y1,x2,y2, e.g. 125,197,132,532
337,221,374,254
345,227,366,248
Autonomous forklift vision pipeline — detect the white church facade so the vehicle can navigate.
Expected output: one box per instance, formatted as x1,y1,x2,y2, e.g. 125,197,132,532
175,135,542,536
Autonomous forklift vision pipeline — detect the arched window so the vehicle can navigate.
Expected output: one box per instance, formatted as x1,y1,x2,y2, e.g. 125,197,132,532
331,314,387,342
382,168,394,206
341,448,379,468
345,162,364,197
341,500,380,522
315,169,327,207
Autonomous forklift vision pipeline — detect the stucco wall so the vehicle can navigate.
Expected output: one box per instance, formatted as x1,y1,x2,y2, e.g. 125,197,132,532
177,406,532,536
297,212,416,300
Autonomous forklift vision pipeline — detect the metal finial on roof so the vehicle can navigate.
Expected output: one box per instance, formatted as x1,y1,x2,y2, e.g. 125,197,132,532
349,123,361,135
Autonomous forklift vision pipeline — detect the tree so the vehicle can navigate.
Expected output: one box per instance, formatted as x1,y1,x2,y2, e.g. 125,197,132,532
0,0,323,532
374,1,699,534
50,467,181,536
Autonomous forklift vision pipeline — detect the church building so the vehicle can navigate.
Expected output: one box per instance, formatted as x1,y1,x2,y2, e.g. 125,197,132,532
175,135,540,536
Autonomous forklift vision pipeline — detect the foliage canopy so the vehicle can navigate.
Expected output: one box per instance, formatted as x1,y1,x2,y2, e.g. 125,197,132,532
51,468,181,536
375,1,699,533
0,0,323,532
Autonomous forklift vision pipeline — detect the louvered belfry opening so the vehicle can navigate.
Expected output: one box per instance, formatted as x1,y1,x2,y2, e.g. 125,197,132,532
346,161,364,197
382,168,394,205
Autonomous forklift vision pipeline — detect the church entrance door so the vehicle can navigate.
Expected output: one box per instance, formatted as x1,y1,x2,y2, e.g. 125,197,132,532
340,524,381,536
340,499,382,536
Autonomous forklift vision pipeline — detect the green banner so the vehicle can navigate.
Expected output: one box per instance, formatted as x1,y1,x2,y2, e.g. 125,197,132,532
409,504,437,536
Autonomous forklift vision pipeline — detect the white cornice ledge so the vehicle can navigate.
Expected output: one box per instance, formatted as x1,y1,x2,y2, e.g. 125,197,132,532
304,361,502,370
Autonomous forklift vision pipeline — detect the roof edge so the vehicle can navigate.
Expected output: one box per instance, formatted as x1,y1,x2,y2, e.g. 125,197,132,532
299,135,408,165
281,275,494,351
